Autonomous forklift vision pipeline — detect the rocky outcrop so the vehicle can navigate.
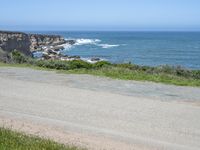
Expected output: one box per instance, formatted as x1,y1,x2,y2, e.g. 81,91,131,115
0,31,102,63
29,34,68,52
0,31,75,56
0,31,31,55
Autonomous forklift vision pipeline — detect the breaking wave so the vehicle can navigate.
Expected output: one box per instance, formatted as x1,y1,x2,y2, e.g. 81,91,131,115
61,43,73,49
64,38,120,50
97,44,119,49
74,38,120,49
75,38,101,45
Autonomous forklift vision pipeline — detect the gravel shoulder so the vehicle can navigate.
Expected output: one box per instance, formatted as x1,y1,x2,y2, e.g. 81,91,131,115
0,67,200,150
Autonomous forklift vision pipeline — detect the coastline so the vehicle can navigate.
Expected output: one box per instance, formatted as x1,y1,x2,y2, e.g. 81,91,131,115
29,31,200,69
0,30,105,63
2,30,200,69
1,30,200,87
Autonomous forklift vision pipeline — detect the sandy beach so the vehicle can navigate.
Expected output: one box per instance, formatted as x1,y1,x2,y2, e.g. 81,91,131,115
0,67,200,150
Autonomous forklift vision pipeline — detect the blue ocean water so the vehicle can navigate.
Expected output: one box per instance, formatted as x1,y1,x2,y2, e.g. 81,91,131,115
30,31,200,69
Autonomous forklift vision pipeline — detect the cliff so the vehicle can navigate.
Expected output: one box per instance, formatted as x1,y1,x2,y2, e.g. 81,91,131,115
29,34,67,51
0,31,31,55
0,31,73,56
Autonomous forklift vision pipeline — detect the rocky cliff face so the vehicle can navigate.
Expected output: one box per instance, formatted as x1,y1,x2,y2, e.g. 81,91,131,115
29,34,67,52
0,31,31,55
0,31,71,56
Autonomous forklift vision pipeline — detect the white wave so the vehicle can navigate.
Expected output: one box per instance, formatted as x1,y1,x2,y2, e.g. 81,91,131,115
97,44,119,49
66,38,120,49
75,38,101,45
60,43,73,50
81,58,95,63
63,43,73,49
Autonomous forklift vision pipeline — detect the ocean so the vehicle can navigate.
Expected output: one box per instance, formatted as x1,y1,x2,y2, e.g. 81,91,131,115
30,31,200,69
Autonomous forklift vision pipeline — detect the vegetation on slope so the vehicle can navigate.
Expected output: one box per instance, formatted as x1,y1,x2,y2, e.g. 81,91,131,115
0,127,80,150
1,50,200,86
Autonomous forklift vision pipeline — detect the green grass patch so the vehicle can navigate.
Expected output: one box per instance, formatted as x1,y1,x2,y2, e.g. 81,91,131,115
66,67,200,87
0,127,81,150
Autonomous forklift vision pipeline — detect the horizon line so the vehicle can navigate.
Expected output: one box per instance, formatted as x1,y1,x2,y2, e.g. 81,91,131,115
0,29,200,32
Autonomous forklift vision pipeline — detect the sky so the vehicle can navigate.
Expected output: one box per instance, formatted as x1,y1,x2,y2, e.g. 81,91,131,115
0,0,200,31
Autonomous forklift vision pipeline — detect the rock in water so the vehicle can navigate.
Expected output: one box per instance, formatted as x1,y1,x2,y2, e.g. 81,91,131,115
91,58,101,61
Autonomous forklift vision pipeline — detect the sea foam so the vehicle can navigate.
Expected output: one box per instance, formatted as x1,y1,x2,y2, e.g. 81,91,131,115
74,38,120,49
64,38,120,50
97,44,119,49
75,38,101,45
61,43,73,49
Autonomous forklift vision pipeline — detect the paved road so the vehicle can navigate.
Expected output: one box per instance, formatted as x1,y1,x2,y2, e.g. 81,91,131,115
0,67,200,150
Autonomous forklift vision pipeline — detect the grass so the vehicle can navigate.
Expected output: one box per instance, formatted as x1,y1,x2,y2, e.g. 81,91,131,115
66,67,200,87
1,50,200,87
0,127,80,150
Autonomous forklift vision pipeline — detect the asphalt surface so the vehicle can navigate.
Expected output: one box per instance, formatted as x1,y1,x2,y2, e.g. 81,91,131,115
0,67,200,150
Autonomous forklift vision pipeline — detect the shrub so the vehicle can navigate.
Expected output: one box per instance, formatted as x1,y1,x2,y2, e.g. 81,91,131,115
53,60,70,70
68,60,92,69
10,50,27,64
192,70,200,79
115,63,134,69
174,66,191,78
157,65,176,74
93,61,111,68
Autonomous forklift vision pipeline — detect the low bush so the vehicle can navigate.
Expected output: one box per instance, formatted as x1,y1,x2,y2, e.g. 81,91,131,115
192,70,200,79
68,60,92,69
10,50,28,64
92,61,111,68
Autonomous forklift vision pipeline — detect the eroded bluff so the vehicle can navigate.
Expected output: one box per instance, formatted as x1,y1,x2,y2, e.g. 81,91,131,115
0,31,74,55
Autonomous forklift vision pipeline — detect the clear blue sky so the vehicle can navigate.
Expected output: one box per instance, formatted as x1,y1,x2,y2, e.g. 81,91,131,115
0,0,200,31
